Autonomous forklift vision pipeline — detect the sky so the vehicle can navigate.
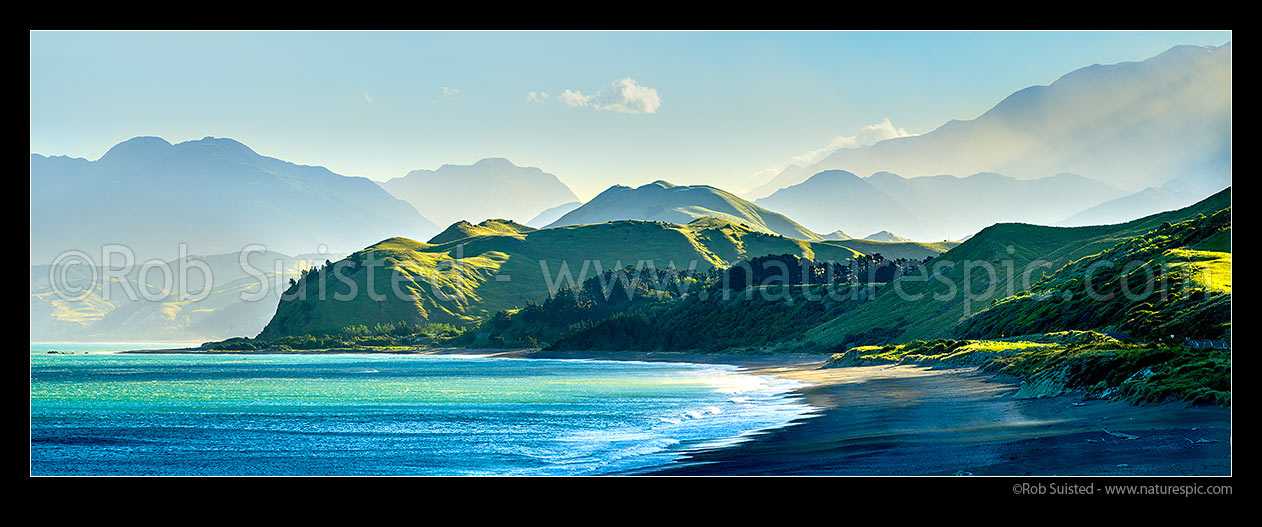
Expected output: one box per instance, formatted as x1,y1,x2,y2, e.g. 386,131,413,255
29,30,1231,201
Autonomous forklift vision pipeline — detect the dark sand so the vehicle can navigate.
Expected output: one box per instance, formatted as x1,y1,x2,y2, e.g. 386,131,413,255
126,347,1232,476
467,350,1232,476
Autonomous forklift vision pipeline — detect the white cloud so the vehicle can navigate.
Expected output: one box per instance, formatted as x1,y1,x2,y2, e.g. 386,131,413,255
559,77,660,114
747,166,782,188
363,92,374,104
854,118,913,146
749,118,917,190
443,86,460,97
791,135,858,166
526,91,550,103
790,118,914,166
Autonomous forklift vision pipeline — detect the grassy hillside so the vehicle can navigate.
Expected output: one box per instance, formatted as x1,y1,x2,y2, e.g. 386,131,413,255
428,219,537,244
826,332,1229,406
549,181,823,241
457,249,934,353
954,208,1231,342
256,217,953,338
799,188,1231,349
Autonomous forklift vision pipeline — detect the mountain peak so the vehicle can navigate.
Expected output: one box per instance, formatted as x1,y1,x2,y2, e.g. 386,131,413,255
548,180,819,240
382,157,579,228
98,136,173,163
863,230,910,242
806,170,861,184
427,217,536,244
176,136,260,161
474,157,516,167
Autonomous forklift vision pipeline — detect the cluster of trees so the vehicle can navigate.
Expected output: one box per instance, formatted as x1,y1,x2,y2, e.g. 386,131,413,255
465,265,710,348
288,259,339,290
205,321,465,351
466,257,894,353
719,253,932,290
246,250,938,354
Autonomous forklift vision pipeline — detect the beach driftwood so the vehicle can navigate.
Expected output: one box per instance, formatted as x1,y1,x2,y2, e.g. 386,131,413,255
1099,425,1139,440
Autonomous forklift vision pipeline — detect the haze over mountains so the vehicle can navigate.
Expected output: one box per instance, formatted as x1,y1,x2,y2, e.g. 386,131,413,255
756,170,1128,241
30,136,437,265
28,43,1231,343
380,158,580,228
547,180,821,241
746,42,1231,227
31,249,340,341
1058,179,1213,227
759,43,1230,193
863,231,910,243
527,201,583,228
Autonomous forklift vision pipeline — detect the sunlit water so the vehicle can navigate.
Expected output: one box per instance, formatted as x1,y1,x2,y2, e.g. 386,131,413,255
30,344,817,476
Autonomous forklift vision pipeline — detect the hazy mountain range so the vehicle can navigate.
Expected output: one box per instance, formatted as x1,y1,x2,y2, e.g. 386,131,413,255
547,180,820,240
31,249,340,342
755,170,1128,241
863,231,910,242
29,43,1231,342
746,43,1231,204
1059,179,1219,227
380,157,580,228
30,136,436,265
527,201,583,228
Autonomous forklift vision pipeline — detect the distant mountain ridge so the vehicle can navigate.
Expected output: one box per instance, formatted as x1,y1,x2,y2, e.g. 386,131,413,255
756,169,1128,241
1059,179,1217,227
381,157,580,228
527,201,583,228
30,136,437,264
749,43,1231,199
548,180,822,241
863,231,909,242
30,249,341,342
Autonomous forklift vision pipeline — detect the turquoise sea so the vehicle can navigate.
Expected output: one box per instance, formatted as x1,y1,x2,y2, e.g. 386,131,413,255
30,343,816,476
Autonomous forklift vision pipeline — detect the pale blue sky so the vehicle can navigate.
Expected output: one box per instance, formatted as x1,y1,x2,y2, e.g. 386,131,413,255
30,30,1231,200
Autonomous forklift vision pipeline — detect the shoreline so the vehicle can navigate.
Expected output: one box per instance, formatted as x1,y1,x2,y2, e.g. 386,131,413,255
110,345,1232,476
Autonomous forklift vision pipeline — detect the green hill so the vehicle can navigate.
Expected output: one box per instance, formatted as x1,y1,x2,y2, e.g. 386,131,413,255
548,180,822,241
256,217,954,339
954,208,1230,342
799,187,1231,349
427,219,537,244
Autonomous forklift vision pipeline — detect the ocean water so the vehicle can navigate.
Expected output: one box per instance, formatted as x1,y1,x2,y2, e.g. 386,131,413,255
30,344,816,476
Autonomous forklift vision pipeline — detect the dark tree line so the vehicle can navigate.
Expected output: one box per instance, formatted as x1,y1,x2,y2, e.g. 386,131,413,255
720,253,932,290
